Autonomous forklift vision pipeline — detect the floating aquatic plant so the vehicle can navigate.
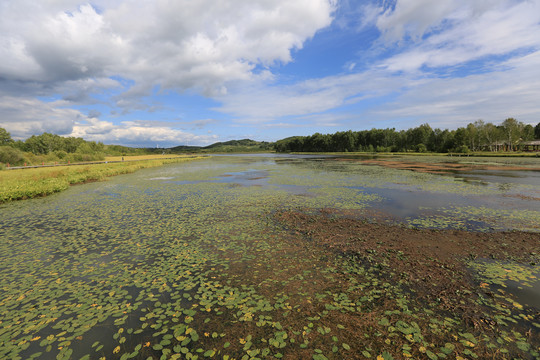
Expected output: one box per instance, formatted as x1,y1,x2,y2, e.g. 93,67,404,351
0,155,538,359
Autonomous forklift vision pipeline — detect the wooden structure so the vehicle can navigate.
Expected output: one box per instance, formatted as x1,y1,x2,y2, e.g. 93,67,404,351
479,139,540,152
520,140,540,152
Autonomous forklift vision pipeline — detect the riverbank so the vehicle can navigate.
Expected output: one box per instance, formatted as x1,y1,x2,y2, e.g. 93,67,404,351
0,155,206,203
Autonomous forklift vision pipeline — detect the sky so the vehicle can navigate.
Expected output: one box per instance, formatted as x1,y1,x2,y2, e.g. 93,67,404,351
1,0,540,147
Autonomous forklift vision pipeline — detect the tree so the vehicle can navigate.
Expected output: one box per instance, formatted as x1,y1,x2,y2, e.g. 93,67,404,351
477,121,502,151
0,146,24,165
535,122,540,139
466,122,481,151
407,124,433,150
24,133,65,154
522,124,534,141
62,137,85,153
501,118,523,151
452,127,468,150
335,131,356,152
428,128,453,153
0,127,12,145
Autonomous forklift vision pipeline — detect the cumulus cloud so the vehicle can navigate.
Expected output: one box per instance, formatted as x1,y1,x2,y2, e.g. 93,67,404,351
0,0,336,140
1,0,539,144
216,0,540,130
70,118,218,147
0,96,80,138
0,96,218,146
1,0,335,94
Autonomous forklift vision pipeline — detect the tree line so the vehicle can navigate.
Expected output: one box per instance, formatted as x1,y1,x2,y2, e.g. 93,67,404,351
2,117,539,166
275,119,540,153
0,129,150,167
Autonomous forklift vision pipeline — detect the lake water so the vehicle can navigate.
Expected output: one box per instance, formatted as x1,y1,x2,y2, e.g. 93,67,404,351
0,154,538,359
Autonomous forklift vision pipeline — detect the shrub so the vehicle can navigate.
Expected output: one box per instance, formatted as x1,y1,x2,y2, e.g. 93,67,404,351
65,152,105,163
0,146,25,166
55,150,68,159
416,143,427,153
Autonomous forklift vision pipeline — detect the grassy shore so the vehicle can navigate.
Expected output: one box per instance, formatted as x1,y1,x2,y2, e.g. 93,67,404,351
0,155,206,203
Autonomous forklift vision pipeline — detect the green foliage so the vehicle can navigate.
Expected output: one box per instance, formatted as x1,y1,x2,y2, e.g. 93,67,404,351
0,127,13,145
170,138,273,153
54,150,68,159
275,119,535,153
501,118,523,149
103,144,150,156
0,130,168,166
0,145,25,165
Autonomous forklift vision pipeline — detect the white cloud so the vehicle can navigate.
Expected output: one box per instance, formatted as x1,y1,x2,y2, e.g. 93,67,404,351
371,50,540,128
0,96,81,138
0,0,336,140
376,0,458,42
1,0,335,94
218,0,540,131
217,50,540,132
0,96,218,146
1,0,539,144
215,69,409,123
378,0,540,72
71,118,218,147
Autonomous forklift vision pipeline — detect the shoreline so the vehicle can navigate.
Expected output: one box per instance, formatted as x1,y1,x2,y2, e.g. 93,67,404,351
0,155,207,203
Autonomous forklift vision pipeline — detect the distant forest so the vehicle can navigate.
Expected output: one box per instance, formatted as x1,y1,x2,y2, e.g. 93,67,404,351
275,118,540,153
2,118,540,166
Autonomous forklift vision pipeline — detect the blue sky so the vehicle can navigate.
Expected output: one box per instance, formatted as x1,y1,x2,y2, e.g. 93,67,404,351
1,0,540,147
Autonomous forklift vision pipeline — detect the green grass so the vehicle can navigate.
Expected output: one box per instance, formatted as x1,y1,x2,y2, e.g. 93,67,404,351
0,155,206,203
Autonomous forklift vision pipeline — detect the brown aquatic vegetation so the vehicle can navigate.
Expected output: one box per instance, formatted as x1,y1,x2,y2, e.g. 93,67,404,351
345,158,540,174
273,208,540,358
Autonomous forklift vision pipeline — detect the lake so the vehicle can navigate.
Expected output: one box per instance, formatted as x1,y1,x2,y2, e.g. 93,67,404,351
1,154,539,359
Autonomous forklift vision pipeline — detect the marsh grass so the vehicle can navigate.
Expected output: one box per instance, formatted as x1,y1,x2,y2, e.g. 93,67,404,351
0,156,205,203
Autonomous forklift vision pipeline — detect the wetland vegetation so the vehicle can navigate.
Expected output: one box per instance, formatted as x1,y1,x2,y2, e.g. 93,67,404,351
0,156,204,203
0,154,538,359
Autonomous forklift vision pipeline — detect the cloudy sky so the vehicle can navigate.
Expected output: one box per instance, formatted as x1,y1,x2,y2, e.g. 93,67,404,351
1,0,539,147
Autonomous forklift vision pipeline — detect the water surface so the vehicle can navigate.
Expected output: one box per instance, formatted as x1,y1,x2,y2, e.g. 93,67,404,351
1,154,538,359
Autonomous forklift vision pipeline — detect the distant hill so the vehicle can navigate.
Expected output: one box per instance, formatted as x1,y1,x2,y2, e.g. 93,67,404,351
168,139,274,153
